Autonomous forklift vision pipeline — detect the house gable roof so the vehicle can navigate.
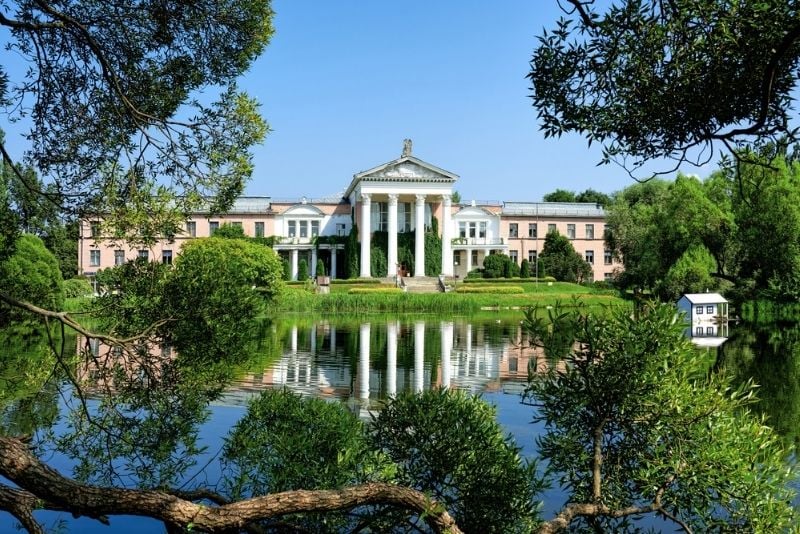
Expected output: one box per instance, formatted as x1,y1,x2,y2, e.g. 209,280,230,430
680,293,728,304
344,155,458,198
454,206,498,218
280,204,325,217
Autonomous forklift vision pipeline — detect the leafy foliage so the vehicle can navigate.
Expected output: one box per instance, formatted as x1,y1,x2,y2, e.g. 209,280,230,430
62,278,93,298
524,303,796,531
297,258,309,280
538,230,591,282
530,0,800,174
370,389,543,533
0,234,64,324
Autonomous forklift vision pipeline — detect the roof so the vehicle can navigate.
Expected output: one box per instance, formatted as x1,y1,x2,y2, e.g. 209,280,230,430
344,155,459,198
501,202,606,218
680,293,728,304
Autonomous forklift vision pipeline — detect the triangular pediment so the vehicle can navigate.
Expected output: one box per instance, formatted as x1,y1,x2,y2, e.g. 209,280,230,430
345,156,459,197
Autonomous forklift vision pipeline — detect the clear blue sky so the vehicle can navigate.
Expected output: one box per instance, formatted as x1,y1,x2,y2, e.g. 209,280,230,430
239,1,699,202
1,2,706,202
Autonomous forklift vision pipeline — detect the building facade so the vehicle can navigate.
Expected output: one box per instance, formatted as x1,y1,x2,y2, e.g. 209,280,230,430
79,142,622,281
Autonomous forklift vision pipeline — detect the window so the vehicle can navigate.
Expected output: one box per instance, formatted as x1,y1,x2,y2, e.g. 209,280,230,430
90,222,101,238
696,306,703,315
138,249,149,260
376,202,388,232
585,250,594,264
336,223,346,236
604,249,613,265
209,221,219,235
604,272,613,281
162,250,173,265
479,221,487,238
528,250,537,263
707,305,714,314
585,224,594,239
509,223,518,238
471,250,479,268
311,220,320,237
548,223,556,233
186,221,196,237
288,220,296,237
453,250,461,265
469,222,477,238
402,202,412,232
567,224,576,239
459,222,467,238
114,250,125,266
89,249,100,266
299,220,308,238
528,223,537,238
509,250,518,263
706,326,714,335
696,326,703,336
255,221,265,238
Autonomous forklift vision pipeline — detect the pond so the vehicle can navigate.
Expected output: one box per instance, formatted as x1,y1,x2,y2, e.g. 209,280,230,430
1,313,798,531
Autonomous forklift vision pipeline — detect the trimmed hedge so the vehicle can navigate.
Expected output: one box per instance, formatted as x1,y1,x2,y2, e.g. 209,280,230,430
462,277,556,284
348,287,404,294
455,286,525,294
331,278,382,285
63,277,94,298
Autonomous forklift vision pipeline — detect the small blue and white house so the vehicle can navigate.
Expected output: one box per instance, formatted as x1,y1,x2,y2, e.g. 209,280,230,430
677,293,730,344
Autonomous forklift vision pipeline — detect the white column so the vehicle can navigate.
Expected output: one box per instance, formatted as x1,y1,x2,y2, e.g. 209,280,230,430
441,195,453,276
310,326,317,354
310,248,317,277
359,323,370,399
387,321,398,398
414,194,426,277
466,248,472,273
414,321,425,392
331,248,337,279
441,321,453,388
360,193,372,278
291,249,299,281
387,194,399,278
291,325,298,353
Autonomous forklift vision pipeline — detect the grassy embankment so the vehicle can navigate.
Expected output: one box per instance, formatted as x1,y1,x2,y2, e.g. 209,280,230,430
274,279,625,314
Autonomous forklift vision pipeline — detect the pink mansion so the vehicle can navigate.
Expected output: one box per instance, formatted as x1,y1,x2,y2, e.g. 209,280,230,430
79,143,621,281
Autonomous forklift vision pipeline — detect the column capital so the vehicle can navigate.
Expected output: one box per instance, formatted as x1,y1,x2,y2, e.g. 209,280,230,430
360,192,372,204
415,194,426,205
441,194,452,206
387,193,399,205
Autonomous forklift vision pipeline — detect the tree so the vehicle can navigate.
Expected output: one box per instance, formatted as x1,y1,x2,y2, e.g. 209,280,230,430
0,234,64,325
213,223,247,239
520,258,531,278
539,230,591,282
0,1,271,224
574,188,611,206
659,245,719,301
281,258,291,281
543,189,576,202
316,258,326,277
525,303,796,532
371,389,543,533
530,0,800,176
297,258,309,280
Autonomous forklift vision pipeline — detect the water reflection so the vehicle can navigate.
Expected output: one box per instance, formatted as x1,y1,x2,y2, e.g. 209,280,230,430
222,317,543,409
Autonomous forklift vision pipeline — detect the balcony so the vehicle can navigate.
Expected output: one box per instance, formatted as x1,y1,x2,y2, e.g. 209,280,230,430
451,237,505,247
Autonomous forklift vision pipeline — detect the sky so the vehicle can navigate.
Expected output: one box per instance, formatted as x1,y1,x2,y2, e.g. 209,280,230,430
0,1,713,203
236,0,701,202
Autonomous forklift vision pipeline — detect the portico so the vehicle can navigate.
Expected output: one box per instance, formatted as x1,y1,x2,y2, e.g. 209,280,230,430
346,140,457,279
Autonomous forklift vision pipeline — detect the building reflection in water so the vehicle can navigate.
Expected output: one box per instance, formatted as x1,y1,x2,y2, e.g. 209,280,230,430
223,318,548,410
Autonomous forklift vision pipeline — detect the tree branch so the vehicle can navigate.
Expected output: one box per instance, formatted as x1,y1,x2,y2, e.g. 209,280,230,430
0,436,463,533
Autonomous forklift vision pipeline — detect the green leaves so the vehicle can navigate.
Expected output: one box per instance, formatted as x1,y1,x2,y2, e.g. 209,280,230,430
524,302,797,531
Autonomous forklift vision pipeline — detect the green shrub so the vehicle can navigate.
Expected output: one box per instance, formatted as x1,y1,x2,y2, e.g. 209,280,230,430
0,234,64,323
297,259,309,280
316,258,325,277
331,278,381,285
281,258,291,281
63,277,93,298
520,259,531,278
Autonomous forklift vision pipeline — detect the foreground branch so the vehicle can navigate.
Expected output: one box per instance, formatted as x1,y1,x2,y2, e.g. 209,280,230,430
0,437,462,533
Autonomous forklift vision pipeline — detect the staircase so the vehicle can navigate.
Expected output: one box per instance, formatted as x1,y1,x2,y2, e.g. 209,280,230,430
397,276,442,293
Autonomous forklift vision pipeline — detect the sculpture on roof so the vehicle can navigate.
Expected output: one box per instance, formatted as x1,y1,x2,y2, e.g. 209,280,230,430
402,138,412,158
